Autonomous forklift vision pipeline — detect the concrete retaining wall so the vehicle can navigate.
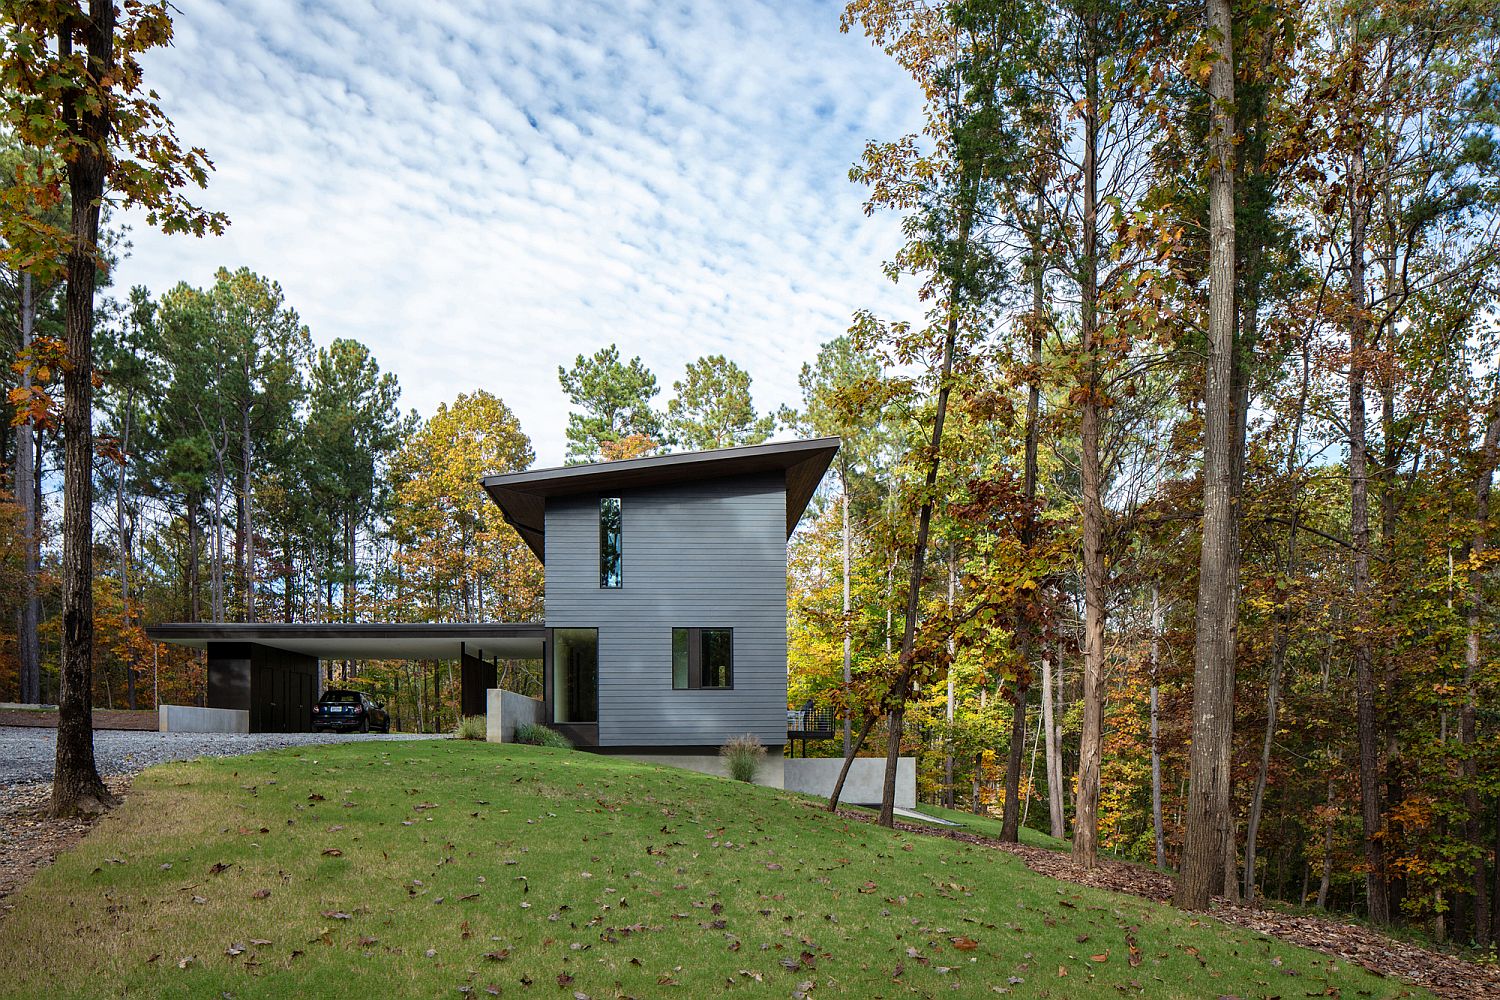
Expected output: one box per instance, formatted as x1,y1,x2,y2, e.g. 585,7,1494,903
783,756,916,808
486,689,545,743
619,752,786,789
158,704,249,734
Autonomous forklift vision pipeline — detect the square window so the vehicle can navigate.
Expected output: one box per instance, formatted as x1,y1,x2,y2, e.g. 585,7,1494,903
671,627,733,689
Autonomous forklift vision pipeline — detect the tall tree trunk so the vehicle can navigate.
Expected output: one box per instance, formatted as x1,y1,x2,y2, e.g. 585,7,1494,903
1459,406,1500,946
242,406,256,622
842,465,853,757
186,493,201,620
878,186,972,828
116,385,136,709
1043,648,1065,838
1004,224,1046,845
1001,681,1027,841
1177,0,1238,911
52,0,118,818
1074,37,1107,871
1150,588,1166,869
944,546,956,810
1347,125,1390,925
16,271,42,705
1245,342,1311,900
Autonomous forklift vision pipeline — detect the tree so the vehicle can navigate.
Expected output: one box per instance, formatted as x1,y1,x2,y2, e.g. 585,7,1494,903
0,0,226,816
305,338,403,623
789,335,889,754
390,390,541,625
665,355,775,450
558,345,661,462
1177,0,1239,911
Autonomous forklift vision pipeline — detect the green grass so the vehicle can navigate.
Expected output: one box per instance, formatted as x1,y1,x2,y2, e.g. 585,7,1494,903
903,802,1072,852
0,741,1430,999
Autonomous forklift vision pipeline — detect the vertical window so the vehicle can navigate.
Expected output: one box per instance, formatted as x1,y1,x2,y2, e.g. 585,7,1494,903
672,628,733,690
600,497,622,588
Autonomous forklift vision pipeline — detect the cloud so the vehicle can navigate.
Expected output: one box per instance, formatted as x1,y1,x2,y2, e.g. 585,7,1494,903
113,0,924,464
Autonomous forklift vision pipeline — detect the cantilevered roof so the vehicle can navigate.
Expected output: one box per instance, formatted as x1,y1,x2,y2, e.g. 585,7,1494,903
144,622,547,660
481,436,840,563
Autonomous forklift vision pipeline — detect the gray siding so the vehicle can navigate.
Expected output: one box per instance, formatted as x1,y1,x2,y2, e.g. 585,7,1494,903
545,473,787,748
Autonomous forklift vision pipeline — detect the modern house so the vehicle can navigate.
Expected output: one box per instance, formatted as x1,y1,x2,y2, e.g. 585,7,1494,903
482,436,838,756
147,437,840,760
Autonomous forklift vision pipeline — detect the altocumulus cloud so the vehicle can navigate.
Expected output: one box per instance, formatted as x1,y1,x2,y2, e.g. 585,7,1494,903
113,0,924,463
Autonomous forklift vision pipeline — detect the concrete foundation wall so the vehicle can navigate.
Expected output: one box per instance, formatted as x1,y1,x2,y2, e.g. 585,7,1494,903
486,689,545,743
784,757,916,808
620,752,786,789
159,704,250,734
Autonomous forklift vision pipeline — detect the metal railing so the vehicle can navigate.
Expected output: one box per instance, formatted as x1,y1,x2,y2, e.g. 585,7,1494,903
787,706,836,736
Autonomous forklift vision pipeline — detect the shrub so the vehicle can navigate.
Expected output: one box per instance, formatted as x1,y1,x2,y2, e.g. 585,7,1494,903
720,733,766,783
513,721,573,749
455,715,487,741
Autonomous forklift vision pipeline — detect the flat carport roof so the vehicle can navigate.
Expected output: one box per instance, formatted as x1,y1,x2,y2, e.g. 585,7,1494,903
145,622,548,661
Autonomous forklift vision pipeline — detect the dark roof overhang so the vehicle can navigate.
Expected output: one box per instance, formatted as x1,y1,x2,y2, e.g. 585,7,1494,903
481,436,840,563
144,622,547,660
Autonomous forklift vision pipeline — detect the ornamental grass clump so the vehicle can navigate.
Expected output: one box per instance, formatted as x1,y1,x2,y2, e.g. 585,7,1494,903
720,734,765,783
513,721,574,749
455,715,487,740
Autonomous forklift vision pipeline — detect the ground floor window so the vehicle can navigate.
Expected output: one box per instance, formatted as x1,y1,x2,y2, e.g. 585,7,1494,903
672,627,733,689
552,628,598,723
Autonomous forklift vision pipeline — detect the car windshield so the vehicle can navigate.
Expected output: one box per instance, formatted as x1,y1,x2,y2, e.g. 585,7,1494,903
321,691,360,704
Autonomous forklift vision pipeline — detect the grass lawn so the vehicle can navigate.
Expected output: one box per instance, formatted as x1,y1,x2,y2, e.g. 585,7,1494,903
0,741,1429,999
905,803,1071,852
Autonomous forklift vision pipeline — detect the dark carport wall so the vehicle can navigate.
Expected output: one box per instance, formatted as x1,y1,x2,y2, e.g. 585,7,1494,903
145,623,548,734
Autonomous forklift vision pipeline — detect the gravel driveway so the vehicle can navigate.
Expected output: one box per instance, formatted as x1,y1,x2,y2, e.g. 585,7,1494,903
0,726,438,791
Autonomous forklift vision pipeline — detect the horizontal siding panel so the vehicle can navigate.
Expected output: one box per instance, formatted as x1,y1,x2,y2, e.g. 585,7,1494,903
545,473,788,747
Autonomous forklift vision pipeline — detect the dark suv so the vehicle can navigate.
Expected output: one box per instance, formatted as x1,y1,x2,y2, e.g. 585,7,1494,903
312,689,390,733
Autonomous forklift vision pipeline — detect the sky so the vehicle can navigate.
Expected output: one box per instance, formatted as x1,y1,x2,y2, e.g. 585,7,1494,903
112,0,926,467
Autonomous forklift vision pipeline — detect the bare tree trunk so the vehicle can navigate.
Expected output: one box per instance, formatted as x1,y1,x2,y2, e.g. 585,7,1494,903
52,0,118,818
878,187,972,828
1043,650,1065,838
1001,681,1027,841
1176,0,1238,910
1459,407,1500,946
1004,230,1046,844
944,546,956,809
1074,39,1107,871
16,271,42,704
827,712,877,813
242,406,257,622
1149,589,1166,869
842,468,853,757
1347,125,1390,925
116,385,136,709
1317,773,1336,909
186,493,201,620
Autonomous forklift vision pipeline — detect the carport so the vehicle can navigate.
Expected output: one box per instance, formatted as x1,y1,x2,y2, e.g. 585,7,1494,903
145,623,548,733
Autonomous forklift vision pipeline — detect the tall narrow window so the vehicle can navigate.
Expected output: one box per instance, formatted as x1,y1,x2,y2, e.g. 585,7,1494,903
600,496,622,588
552,628,598,723
672,628,733,689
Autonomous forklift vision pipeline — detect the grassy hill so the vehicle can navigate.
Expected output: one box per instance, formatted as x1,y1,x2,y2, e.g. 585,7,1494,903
0,741,1430,998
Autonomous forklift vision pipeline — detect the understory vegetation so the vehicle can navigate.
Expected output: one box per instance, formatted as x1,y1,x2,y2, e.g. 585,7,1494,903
512,721,573,750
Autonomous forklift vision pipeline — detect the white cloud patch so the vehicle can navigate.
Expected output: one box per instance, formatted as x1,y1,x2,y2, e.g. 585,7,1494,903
113,0,924,464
